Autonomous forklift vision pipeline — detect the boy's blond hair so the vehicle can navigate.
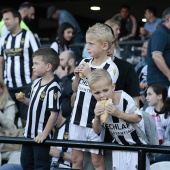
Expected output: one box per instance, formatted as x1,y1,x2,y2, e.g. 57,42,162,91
86,23,114,48
88,69,112,87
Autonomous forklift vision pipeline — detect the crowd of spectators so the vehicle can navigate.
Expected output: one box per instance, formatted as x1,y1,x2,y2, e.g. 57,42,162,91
0,2,170,170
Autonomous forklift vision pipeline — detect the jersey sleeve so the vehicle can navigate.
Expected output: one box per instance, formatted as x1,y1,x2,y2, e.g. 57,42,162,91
50,42,59,53
108,62,119,84
48,87,61,112
28,31,39,52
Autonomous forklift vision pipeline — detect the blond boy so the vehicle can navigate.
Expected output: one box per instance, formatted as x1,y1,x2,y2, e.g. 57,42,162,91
69,23,119,170
88,69,150,170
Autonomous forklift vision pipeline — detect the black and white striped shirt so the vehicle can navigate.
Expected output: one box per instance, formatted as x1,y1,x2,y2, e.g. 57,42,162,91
24,78,61,139
0,30,40,88
52,119,72,167
70,57,119,128
106,91,146,145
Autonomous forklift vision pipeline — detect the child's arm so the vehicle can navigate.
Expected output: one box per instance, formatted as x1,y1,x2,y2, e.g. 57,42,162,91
92,104,104,134
72,67,80,92
15,93,30,106
50,146,72,163
34,111,58,143
105,104,141,123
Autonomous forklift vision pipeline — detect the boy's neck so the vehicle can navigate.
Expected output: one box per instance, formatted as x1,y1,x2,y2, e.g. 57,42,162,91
41,72,54,86
92,55,108,66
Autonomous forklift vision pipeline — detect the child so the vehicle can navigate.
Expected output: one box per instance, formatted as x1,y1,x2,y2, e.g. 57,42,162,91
51,22,74,54
88,69,150,170
145,84,170,144
70,23,119,170
16,48,61,170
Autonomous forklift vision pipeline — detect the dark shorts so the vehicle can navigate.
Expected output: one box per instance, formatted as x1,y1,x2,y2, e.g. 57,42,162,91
8,83,31,120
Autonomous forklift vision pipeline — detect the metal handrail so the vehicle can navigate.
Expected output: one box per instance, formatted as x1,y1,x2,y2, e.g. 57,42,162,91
0,136,170,170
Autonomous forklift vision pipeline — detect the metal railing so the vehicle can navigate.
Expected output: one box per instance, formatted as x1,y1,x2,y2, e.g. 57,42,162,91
0,136,170,170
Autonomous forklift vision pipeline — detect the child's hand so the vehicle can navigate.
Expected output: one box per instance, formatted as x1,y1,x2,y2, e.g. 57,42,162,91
74,66,80,78
15,92,25,103
79,62,90,78
49,146,60,158
94,104,105,119
34,133,47,143
105,104,118,117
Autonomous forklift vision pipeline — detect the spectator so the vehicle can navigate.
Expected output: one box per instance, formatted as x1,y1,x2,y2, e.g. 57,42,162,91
0,78,22,166
141,7,162,39
135,40,148,107
0,2,35,37
145,84,170,162
0,8,40,127
70,23,119,170
112,5,137,41
88,69,150,170
47,5,84,56
105,19,121,59
16,48,61,170
112,5,137,60
55,50,76,118
51,22,74,55
147,7,170,87
50,112,72,169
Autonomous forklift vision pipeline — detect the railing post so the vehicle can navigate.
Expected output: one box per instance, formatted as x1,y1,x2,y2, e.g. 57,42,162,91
138,150,146,170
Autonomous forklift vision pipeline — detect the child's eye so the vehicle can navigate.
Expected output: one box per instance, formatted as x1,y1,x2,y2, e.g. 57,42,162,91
103,89,108,92
94,92,100,95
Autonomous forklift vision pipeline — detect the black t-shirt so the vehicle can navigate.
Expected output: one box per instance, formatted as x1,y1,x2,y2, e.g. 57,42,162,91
114,57,140,96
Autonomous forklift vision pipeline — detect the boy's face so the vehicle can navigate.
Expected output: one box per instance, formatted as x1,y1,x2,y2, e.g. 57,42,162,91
32,56,48,77
90,79,115,101
86,33,107,58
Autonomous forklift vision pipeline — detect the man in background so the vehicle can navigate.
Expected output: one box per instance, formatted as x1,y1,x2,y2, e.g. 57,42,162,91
55,50,76,118
147,7,170,87
0,2,35,37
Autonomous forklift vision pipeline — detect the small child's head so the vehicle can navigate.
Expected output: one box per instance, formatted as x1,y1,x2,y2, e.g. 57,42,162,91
146,84,167,106
32,48,59,76
88,69,115,101
86,23,114,58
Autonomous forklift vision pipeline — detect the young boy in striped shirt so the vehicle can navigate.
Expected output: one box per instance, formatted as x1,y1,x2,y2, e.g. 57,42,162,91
16,48,61,170
69,23,119,170
88,69,150,170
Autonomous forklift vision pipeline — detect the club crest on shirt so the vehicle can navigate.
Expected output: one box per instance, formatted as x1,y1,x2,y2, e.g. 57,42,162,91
40,91,46,100
64,132,69,140
113,69,116,76
21,38,25,44
53,93,58,100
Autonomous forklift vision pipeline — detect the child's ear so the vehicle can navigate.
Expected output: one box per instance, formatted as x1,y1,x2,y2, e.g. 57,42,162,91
103,42,109,51
112,83,115,91
158,94,163,100
47,63,52,71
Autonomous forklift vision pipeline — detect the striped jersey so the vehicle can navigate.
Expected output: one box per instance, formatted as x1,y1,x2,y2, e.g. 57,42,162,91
70,57,119,128
0,30,40,88
106,90,146,145
50,39,70,55
24,78,61,139
52,119,72,167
